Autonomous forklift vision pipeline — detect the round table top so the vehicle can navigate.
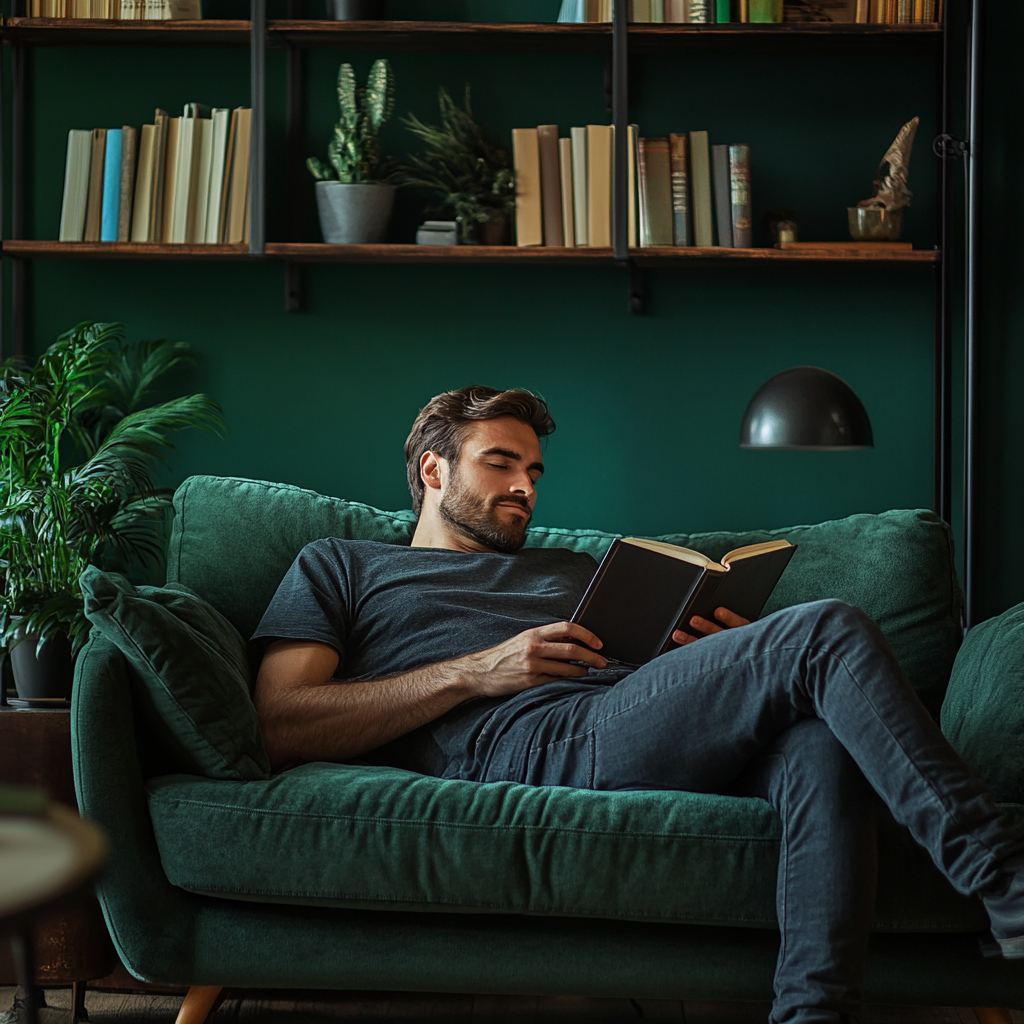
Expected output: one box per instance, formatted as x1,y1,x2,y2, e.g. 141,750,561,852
0,802,108,929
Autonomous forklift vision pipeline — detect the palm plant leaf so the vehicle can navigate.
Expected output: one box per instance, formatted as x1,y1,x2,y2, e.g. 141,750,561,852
0,321,224,654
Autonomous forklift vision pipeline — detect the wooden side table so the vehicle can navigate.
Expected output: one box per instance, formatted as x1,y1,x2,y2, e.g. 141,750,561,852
0,706,119,1007
0,797,108,1024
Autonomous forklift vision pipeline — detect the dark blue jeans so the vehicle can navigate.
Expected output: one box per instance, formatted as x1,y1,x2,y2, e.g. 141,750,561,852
460,600,1024,1024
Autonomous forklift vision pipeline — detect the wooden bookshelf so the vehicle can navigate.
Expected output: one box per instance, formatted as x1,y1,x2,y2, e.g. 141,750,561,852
271,243,940,265
1,241,251,259
0,18,942,52
1,17,250,45
0,240,940,265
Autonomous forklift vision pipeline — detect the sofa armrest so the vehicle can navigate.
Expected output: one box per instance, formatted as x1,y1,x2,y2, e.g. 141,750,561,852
940,602,1024,803
71,633,209,984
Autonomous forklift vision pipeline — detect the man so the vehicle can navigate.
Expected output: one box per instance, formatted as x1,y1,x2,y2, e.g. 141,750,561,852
254,385,1024,1024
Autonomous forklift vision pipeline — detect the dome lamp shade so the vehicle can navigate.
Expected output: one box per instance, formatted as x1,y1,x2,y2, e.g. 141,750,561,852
740,367,874,450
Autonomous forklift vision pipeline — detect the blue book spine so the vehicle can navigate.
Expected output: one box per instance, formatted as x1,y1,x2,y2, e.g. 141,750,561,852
100,129,123,243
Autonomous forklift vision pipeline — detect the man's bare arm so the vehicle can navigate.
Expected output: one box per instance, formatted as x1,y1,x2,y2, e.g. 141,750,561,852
254,621,607,771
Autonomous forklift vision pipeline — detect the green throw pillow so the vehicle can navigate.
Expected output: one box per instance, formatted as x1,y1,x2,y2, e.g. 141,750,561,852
80,566,270,781
941,601,1024,803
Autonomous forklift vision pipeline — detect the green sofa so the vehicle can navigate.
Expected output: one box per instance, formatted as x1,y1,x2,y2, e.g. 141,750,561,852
71,475,1024,1008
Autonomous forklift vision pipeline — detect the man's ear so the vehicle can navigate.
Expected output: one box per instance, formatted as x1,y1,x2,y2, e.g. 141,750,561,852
420,450,445,494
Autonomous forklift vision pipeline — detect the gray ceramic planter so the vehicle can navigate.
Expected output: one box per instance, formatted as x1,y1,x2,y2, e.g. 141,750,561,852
315,182,396,244
10,625,73,699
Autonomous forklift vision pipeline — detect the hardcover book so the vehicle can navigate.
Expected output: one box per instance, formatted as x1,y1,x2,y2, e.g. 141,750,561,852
570,127,589,245
558,137,575,247
83,128,107,243
711,142,733,247
669,133,692,246
100,128,122,243
117,126,138,242
729,144,752,248
58,129,93,243
572,538,797,667
512,128,543,246
638,137,672,246
587,124,613,248
130,123,156,243
689,130,713,247
537,124,563,247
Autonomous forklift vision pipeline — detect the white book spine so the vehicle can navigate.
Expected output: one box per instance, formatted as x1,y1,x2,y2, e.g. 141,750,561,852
190,118,214,243
170,115,195,243
558,138,575,247
628,124,638,248
570,126,588,246
58,130,91,243
205,109,230,243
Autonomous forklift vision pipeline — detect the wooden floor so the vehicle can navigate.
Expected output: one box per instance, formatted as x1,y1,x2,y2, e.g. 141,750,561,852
2,989,1022,1024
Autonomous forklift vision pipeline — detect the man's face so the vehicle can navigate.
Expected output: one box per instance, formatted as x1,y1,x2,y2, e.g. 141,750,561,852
436,416,545,554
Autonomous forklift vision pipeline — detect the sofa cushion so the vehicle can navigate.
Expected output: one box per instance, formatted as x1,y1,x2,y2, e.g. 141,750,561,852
168,475,962,713
81,567,270,781
146,763,992,932
941,601,1024,802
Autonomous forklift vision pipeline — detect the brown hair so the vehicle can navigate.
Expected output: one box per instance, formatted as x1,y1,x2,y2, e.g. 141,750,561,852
404,386,555,515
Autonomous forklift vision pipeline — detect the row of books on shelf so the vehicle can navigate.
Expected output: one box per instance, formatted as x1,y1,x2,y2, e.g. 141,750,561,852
28,0,199,18
512,125,750,249
59,104,252,245
559,0,941,22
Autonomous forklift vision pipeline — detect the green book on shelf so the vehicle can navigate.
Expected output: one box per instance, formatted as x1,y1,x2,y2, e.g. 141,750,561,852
716,0,731,19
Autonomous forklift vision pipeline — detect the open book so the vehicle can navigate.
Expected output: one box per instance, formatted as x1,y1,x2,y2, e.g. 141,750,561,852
571,537,797,667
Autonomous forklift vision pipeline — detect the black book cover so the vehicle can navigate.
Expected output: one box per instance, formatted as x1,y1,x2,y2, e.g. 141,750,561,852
572,540,705,667
665,544,797,646
572,539,797,667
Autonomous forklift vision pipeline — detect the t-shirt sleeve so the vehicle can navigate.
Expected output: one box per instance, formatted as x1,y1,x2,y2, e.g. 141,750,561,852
251,540,351,659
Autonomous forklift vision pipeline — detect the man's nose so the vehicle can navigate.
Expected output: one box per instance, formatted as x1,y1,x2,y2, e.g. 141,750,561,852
510,472,535,498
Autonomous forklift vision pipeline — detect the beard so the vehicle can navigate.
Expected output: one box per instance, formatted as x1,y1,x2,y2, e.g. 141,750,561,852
438,472,532,554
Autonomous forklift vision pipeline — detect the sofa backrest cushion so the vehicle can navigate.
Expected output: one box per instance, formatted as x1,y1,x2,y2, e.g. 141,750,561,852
81,566,270,781
941,601,1024,801
168,475,962,713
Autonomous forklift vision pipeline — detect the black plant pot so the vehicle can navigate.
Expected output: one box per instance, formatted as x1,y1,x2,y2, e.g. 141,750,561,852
326,0,384,18
10,628,74,700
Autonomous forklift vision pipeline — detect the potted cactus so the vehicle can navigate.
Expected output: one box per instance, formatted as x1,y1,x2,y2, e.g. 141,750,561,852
307,58,398,244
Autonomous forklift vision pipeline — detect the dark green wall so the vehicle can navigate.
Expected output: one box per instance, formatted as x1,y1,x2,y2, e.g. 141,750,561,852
17,1,1019,620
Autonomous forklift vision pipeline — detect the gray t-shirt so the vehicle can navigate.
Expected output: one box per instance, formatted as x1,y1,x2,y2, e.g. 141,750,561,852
253,539,627,775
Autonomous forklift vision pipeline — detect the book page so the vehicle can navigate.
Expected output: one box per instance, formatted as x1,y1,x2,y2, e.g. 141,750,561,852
720,539,793,566
622,537,716,569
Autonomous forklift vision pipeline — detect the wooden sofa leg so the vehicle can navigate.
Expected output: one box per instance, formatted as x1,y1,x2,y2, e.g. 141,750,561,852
974,1009,1014,1024
174,986,223,1024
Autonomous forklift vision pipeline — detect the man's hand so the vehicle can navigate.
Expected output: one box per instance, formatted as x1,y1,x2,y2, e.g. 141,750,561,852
460,621,607,698
254,622,607,769
671,607,750,647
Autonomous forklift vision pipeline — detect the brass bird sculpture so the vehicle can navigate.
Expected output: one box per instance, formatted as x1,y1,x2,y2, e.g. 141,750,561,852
858,116,920,211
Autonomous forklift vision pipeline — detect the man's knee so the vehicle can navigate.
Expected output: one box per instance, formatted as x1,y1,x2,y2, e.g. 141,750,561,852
775,598,873,638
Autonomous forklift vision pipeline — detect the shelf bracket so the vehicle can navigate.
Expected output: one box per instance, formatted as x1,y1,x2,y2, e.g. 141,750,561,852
618,260,646,316
933,133,968,160
285,262,304,312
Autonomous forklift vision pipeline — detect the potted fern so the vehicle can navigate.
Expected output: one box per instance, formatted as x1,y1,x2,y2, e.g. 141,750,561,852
0,321,222,700
400,87,515,245
307,59,398,244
